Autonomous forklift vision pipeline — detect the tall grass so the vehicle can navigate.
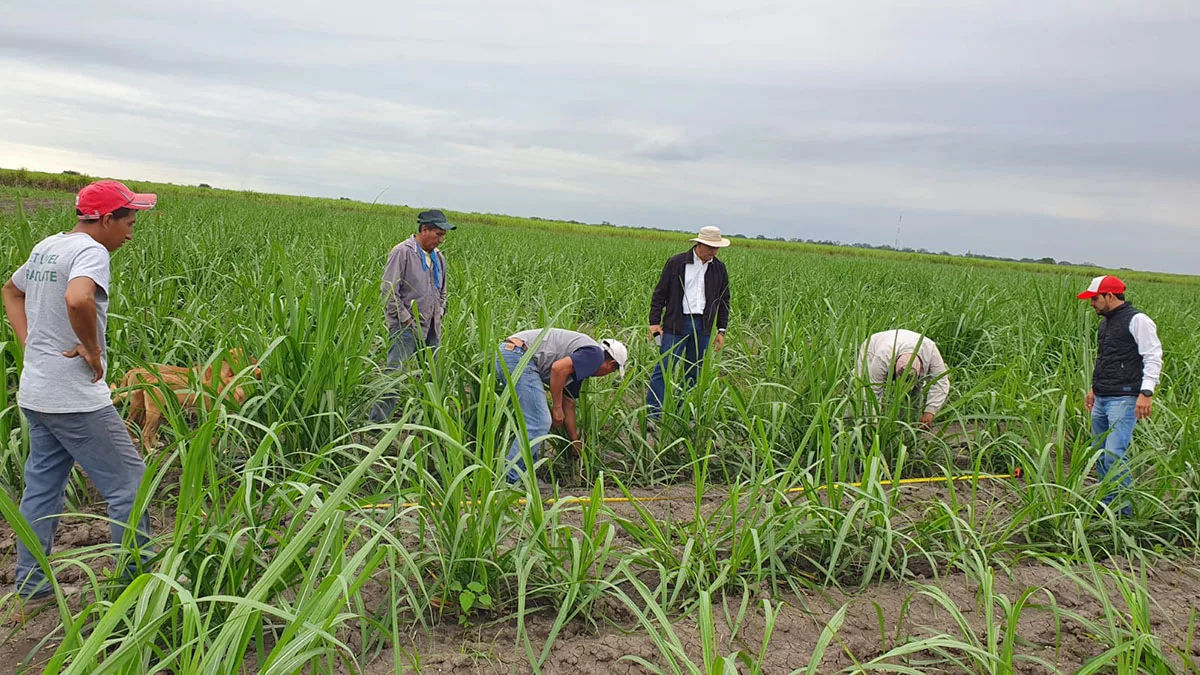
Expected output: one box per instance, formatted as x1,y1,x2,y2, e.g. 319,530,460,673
1,180,1198,672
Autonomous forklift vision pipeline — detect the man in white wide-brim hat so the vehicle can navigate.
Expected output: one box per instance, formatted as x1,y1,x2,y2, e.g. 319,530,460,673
646,226,732,422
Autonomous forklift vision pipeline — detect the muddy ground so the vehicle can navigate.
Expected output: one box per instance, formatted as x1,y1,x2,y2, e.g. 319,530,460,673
1,480,1197,674
366,559,1200,674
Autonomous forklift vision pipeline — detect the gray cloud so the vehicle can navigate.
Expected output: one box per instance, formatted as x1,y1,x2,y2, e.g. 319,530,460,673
1,1,1198,273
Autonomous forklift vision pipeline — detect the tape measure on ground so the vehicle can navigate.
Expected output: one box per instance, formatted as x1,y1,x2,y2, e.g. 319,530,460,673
355,469,1021,511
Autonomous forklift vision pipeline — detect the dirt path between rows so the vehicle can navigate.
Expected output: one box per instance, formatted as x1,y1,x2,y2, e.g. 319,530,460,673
363,558,1200,674
1,480,1196,674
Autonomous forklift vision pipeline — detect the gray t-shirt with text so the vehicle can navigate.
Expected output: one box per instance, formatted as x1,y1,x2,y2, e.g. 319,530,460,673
12,233,113,413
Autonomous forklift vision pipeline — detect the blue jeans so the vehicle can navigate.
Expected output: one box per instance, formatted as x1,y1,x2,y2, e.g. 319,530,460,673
370,324,440,423
16,406,152,598
1091,395,1136,514
645,316,709,419
496,344,551,483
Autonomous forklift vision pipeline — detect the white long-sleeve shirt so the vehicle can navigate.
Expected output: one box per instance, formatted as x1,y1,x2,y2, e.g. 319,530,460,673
1129,313,1163,392
681,252,709,315
855,329,951,414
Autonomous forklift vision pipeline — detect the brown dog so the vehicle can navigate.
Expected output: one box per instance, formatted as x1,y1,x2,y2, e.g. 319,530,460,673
112,349,260,451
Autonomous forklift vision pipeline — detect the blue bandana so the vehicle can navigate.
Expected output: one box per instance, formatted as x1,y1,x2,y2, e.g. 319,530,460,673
419,246,442,290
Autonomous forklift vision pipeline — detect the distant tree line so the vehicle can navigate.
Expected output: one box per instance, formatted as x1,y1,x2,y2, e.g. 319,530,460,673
728,232,1095,268
4,169,1102,269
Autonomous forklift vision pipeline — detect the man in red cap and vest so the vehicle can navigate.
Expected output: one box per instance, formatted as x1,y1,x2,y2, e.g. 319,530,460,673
2,180,156,602
1078,275,1162,516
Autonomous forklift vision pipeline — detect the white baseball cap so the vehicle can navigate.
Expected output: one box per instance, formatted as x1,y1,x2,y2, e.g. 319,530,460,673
600,338,628,377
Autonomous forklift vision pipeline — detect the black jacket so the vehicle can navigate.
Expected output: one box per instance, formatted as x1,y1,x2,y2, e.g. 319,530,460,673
648,249,731,335
1093,302,1144,397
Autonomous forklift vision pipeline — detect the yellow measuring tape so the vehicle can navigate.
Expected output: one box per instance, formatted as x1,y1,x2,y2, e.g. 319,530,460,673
356,468,1021,511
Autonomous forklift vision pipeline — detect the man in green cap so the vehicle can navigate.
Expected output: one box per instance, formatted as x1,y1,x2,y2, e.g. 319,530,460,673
370,209,455,423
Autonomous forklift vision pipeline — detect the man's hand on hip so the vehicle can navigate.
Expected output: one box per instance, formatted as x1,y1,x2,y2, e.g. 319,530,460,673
63,344,104,383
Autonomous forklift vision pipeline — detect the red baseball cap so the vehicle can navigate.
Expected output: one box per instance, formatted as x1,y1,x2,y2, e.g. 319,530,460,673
76,180,157,220
1077,275,1126,299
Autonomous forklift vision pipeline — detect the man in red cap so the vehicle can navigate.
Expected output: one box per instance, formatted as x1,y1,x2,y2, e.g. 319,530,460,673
2,180,157,602
1077,275,1162,516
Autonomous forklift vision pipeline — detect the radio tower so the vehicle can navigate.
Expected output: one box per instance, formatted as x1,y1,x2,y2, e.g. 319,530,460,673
894,214,903,250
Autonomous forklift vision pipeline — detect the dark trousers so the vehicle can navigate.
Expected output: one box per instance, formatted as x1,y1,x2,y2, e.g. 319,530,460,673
369,324,440,423
645,315,709,419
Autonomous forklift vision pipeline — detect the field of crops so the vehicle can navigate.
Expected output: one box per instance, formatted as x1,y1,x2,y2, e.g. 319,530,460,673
2,173,1200,674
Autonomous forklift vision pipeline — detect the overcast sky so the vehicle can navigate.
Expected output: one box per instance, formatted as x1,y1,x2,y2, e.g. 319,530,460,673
2,1,1199,273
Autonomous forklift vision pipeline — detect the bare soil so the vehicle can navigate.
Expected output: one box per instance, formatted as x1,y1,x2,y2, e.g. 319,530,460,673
1,480,1197,674
353,559,1200,674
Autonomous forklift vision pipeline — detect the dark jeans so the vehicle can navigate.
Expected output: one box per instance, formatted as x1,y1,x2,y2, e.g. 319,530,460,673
16,406,152,598
369,324,440,423
645,315,709,420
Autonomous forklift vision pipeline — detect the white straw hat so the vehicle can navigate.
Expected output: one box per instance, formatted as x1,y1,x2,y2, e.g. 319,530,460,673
691,226,731,248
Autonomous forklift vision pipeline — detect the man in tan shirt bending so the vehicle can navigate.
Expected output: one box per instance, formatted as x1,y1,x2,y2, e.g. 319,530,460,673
855,329,950,429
